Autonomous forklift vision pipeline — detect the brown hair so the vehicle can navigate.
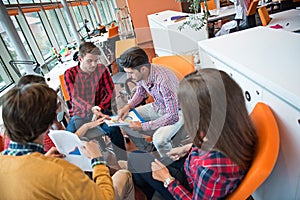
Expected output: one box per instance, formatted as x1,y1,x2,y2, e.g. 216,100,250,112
2,84,57,143
117,46,150,70
78,42,101,58
17,74,46,87
178,69,256,170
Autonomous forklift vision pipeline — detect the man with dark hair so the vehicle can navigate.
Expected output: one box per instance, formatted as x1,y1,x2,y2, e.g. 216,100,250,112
0,84,134,200
64,42,127,161
117,47,184,157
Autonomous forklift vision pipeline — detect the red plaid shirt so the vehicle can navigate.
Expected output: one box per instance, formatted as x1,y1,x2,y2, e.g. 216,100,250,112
64,64,114,117
168,147,246,200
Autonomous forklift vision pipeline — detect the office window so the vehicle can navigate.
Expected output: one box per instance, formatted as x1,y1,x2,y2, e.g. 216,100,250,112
97,2,108,25
18,0,34,4
59,7,75,41
10,16,35,61
0,58,14,93
24,11,52,59
45,9,67,47
101,0,113,24
3,0,12,4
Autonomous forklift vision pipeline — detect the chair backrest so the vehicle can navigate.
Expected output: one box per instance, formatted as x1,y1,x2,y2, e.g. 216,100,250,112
59,74,70,102
247,0,259,16
227,102,280,199
258,6,271,26
108,23,119,38
246,0,259,28
152,55,195,81
115,38,137,59
201,0,216,10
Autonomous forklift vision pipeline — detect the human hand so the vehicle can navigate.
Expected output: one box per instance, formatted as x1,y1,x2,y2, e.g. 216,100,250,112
129,121,142,131
87,117,107,128
118,104,131,121
81,140,102,159
91,106,101,115
151,159,171,182
167,143,193,161
44,147,66,158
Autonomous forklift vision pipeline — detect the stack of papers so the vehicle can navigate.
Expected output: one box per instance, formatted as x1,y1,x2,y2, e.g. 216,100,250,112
104,109,144,126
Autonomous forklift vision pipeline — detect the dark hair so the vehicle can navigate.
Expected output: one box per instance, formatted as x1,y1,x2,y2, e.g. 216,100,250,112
178,69,256,170
117,46,150,70
17,74,46,87
2,84,57,143
78,42,101,58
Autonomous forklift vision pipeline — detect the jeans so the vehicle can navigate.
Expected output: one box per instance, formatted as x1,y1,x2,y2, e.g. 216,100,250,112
66,112,127,161
128,150,190,200
121,104,184,157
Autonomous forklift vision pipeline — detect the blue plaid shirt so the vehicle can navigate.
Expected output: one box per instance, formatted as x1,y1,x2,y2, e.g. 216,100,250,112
2,141,105,168
2,141,44,156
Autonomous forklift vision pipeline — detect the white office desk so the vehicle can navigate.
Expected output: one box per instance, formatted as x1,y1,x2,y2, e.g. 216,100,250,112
45,60,77,90
199,26,300,199
268,9,300,32
86,32,108,45
208,5,236,22
148,10,208,56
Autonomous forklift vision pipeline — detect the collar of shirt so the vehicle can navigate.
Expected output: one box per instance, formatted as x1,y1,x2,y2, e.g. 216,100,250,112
146,64,155,89
2,141,45,156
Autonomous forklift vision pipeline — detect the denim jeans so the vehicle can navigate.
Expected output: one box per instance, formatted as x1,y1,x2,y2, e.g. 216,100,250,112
128,150,190,200
66,113,127,161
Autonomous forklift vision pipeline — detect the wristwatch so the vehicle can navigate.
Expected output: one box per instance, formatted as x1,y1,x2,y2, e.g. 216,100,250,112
163,176,175,188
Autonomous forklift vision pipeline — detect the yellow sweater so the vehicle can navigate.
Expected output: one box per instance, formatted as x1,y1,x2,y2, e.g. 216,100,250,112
0,152,115,200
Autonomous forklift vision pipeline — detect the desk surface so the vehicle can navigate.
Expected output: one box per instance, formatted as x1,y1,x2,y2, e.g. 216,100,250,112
45,60,77,90
208,5,235,22
268,9,300,32
198,26,300,109
86,33,108,45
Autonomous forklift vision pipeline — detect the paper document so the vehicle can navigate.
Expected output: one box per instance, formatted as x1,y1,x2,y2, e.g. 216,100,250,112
104,109,144,126
49,130,92,171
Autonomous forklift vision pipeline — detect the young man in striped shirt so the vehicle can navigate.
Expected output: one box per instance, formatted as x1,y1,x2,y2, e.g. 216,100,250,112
117,47,184,157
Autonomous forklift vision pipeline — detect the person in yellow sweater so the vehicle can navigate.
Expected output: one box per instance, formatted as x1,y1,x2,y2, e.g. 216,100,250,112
0,83,134,200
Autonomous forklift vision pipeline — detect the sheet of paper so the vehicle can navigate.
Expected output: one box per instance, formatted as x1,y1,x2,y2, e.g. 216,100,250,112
104,109,144,126
49,130,92,171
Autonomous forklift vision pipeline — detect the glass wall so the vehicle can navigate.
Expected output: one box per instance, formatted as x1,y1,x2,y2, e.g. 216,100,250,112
0,0,118,96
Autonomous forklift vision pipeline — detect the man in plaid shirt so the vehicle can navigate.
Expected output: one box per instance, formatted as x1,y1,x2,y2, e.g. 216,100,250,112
117,47,184,157
64,42,126,161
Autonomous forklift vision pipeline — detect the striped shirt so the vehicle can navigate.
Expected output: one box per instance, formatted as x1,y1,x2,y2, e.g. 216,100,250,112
168,147,246,200
64,64,114,118
129,64,180,131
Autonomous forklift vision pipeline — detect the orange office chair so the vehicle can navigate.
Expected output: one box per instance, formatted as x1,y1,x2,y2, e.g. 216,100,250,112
258,6,271,26
201,0,216,10
108,23,119,38
246,0,259,28
152,55,195,81
58,74,71,127
152,55,195,147
227,102,280,199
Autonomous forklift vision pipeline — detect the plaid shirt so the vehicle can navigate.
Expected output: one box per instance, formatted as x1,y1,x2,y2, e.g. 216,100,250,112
2,141,103,167
129,64,179,131
2,141,45,155
168,147,246,200
64,64,114,117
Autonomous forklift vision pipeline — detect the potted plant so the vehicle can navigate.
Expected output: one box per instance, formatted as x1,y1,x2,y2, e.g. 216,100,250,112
176,0,209,31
